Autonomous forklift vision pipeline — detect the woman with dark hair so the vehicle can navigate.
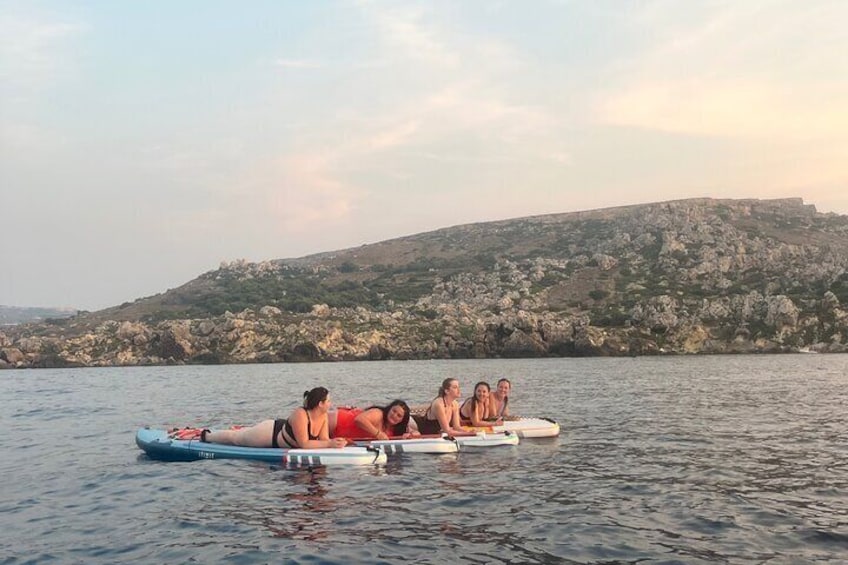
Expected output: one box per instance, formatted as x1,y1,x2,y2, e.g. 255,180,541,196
201,387,348,449
489,378,511,418
411,378,465,436
329,400,420,440
460,381,503,427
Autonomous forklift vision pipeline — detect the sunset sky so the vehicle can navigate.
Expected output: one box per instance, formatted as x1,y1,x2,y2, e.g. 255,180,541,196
2,0,846,310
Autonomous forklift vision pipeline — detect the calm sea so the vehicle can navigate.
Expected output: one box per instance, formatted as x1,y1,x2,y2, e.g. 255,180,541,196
1,355,847,564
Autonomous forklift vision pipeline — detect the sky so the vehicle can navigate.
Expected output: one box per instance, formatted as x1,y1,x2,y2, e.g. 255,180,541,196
1,0,847,311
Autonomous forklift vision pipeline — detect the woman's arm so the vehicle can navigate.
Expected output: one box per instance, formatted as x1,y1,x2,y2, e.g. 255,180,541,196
354,408,389,440
432,399,452,434
290,409,345,448
448,400,464,433
469,401,500,427
406,417,421,437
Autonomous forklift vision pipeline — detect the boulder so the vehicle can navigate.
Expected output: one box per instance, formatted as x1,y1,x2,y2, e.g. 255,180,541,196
0,347,25,365
289,342,321,362
501,329,547,357
156,325,194,361
260,305,282,317
196,320,216,336
17,337,43,354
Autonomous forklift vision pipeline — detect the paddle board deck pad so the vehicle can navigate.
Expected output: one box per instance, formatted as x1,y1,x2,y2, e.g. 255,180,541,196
351,435,459,454
454,431,520,448
136,427,387,466
464,417,560,438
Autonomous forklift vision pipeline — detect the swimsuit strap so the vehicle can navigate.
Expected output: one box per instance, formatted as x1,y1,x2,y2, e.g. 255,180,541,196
305,410,320,440
498,395,508,418
425,398,437,421
459,397,472,417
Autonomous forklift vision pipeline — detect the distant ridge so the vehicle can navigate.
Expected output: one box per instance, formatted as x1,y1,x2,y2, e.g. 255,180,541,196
2,197,848,367
0,305,77,326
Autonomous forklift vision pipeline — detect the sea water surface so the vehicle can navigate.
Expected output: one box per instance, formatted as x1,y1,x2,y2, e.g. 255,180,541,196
1,355,847,564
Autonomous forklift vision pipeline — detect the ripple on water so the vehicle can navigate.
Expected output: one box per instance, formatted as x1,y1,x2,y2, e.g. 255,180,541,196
2,357,848,563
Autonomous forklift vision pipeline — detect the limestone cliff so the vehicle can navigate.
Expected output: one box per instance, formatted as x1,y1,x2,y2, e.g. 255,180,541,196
3,197,848,368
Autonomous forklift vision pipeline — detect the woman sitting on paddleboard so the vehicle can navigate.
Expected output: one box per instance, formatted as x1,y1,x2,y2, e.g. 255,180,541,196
329,400,420,440
411,378,466,436
200,387,347,449
460,381,504,427
489,378,511,419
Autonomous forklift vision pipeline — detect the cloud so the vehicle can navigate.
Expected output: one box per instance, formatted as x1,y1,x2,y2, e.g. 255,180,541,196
597,79,848,141
0,11,85,91
274,58,321,69
234,3,564,234
236,153,361,236
365,4,460,68
595,1,848,141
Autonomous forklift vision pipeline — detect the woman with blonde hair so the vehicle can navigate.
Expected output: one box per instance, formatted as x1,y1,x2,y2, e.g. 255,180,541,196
411,378,465,436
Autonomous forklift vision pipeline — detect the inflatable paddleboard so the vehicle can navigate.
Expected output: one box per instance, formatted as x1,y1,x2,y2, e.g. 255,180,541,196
464,417,560,438
351,435,459,454
455,431,520,448
136,427,387,466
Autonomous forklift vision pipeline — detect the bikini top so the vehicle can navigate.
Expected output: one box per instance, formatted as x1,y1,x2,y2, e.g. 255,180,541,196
460,397,494,420
495,395,509,418
284,409,322,442
425,397,451,421
459,397,473,418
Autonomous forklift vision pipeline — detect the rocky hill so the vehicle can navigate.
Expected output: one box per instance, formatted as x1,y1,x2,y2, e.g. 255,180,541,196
3,197,848,368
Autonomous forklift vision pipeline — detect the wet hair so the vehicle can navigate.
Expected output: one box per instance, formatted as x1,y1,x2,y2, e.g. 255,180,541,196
497,378,512,389
437,378,457,399
303,387,329,410
366,399,411,436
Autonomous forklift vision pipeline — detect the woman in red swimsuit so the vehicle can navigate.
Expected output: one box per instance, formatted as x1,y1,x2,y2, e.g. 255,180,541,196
329,400,418,440
201,387,348,449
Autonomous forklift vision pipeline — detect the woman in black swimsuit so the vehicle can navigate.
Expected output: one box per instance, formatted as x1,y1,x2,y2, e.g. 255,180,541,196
201,387,348,449
459,381,503,427
411,378,466,436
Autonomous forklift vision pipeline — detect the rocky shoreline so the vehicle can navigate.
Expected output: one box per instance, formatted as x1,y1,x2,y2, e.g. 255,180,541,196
2,290,847,369
4,197,848,368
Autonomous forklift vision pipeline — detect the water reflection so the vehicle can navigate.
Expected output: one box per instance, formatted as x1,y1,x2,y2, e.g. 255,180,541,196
266,467,336,540
6,356,848,564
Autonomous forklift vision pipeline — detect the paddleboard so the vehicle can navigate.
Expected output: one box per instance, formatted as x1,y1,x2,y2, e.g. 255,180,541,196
136,427,387,466
454,431,520,448
463,417,560,438
350,435,459,454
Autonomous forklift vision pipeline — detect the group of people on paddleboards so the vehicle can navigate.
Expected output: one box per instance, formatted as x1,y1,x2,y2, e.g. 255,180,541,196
200,377,511,450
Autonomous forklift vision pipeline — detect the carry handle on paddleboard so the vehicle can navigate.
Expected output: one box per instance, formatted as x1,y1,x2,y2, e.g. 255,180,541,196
365,445,385,463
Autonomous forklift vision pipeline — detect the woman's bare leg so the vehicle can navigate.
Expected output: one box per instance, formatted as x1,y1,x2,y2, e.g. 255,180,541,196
204,419,276,447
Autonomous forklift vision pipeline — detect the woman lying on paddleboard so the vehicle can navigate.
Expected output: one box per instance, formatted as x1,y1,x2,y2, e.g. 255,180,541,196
329,400,420,440
459,381,504,427
200,387,347,449
411,378,467,436
489,378,511,419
